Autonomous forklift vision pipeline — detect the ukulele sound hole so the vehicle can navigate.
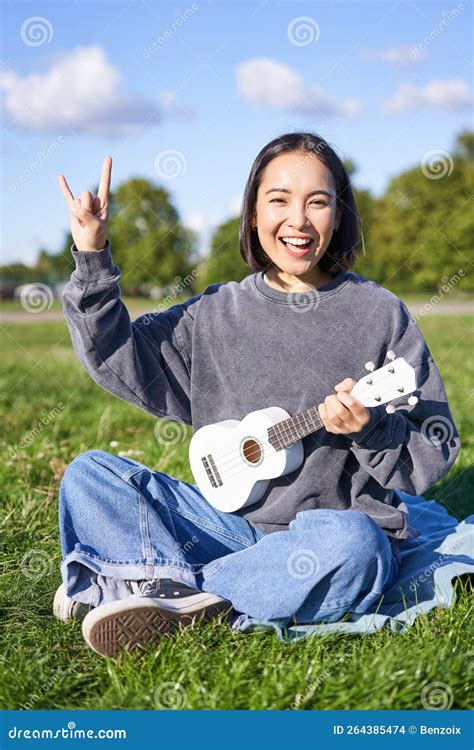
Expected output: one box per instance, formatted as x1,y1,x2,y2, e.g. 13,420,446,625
241,438,262,465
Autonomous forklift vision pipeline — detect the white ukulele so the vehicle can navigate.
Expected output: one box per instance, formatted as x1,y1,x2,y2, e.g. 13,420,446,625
189,350,418,513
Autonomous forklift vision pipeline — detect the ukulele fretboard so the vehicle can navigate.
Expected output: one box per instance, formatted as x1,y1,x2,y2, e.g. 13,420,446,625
268,406,323,450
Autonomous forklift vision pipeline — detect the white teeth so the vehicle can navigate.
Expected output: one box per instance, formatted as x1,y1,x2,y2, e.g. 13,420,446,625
281,237,312,246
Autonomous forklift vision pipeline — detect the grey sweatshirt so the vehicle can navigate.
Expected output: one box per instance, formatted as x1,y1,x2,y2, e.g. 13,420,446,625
62,241,461,544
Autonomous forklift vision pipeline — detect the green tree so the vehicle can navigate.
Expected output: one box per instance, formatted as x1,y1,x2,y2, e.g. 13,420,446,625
107,178,196,295
357,131,473,293
197,217,250,291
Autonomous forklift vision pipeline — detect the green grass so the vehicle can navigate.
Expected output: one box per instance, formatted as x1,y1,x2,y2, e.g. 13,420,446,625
0,314,472,710
0,296,186,315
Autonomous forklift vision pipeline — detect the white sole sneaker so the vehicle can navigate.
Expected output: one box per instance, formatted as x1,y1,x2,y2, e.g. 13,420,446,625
53,583,94,622
81,584,232,658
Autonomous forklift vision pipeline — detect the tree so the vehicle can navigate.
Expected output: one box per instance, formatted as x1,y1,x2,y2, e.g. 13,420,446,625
197,217,251,291
356,131,473,293
106,178,197,294
454,130,474,162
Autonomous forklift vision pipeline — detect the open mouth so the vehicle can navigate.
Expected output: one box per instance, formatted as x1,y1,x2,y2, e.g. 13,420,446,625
279,237,314,255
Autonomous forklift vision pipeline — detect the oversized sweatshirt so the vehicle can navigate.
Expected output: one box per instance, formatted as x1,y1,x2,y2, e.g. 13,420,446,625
62,241,461,544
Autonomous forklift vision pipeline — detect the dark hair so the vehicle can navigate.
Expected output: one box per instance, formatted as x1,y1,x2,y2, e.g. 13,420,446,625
239,131,361,275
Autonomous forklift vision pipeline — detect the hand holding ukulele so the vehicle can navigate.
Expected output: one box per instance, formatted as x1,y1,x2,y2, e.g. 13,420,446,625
58,156,112,252
318,378,371,435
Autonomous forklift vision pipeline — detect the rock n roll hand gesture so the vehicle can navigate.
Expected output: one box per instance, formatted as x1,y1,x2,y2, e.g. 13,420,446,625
58,156,112,253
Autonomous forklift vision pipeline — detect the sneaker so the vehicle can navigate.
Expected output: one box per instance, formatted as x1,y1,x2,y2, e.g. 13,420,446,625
53,583,94,622
81,579,233,658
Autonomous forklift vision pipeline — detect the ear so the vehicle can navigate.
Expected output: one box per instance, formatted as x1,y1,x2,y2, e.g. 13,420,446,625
250,216,257,231
334,205,342,232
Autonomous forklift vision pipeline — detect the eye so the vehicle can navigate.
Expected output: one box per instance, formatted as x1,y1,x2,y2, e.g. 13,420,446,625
310,200,328,206
269,198,285,203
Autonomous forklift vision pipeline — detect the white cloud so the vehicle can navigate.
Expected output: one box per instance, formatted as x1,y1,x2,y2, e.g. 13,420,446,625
360,46,428,64
384,79,473,112
0,46,166,137
236,58,361,119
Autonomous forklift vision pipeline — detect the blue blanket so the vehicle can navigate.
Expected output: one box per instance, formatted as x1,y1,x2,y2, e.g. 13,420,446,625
232,492,474,640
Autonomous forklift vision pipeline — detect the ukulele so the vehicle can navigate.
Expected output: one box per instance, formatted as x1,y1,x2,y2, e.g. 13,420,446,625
189,350,418,512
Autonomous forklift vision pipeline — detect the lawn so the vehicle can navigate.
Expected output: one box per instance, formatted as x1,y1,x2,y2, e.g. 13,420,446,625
0,311,472,710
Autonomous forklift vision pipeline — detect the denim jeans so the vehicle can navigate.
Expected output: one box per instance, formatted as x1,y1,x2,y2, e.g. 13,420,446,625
58,450,400,625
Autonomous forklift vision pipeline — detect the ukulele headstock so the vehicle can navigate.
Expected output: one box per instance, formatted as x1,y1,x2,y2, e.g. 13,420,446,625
350,351,418,412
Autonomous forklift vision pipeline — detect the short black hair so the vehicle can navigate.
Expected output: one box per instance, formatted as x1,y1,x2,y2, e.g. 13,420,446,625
239,131,361,275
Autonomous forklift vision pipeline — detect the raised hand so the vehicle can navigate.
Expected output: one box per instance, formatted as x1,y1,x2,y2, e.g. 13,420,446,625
58,156,112,252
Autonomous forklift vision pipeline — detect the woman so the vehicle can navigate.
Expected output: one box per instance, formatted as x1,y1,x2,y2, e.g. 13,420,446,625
56,132,460,658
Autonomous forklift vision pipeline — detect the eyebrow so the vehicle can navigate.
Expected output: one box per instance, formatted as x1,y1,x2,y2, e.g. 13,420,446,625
264,187,335,198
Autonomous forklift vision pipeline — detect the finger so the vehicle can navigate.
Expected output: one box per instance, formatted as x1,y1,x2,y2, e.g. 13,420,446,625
324,399,344,428
70,201,97,227
92,196,101,214
98,156,112,205
317,402,328,427
319,401,341,434
334,378,356,392
336,391,365,414
325,395,347,421
58,174,74,205
81,191,93,211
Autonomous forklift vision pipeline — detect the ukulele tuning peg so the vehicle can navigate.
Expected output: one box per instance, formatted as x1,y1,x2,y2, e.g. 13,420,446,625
386,404,396,414
365,361,375,372
386,350,396,361
408,396,419,406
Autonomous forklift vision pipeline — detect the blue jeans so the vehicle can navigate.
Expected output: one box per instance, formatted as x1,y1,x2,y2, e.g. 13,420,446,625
58,451,400,625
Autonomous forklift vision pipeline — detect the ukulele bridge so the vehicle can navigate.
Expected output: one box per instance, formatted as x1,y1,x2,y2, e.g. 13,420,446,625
201,454,223,488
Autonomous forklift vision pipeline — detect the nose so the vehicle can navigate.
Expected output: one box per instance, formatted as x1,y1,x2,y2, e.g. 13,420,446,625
286,202,310,230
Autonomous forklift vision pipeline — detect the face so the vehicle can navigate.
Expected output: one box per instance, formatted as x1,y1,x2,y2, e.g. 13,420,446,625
252,150,341,282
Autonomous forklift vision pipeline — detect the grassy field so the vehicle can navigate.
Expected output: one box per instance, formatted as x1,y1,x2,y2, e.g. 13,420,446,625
0,311,472,710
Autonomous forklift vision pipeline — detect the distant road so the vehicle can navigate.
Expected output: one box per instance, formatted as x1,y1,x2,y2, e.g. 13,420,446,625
0,300,472,324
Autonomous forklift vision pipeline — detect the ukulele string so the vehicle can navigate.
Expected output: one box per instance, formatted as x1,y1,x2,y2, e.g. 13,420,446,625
214,376,400,475
213,376,408,481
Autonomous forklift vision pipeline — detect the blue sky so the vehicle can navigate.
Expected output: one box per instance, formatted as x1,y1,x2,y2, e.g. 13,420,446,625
1,0,472,265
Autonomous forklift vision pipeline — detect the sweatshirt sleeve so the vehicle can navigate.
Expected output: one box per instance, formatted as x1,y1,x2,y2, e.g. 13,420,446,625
61,240,197,424
345,297,461,495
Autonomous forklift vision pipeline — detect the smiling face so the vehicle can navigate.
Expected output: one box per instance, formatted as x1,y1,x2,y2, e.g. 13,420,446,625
251,150,342,290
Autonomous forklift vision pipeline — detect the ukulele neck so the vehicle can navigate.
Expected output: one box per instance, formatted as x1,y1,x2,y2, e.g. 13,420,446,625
268,406,323,450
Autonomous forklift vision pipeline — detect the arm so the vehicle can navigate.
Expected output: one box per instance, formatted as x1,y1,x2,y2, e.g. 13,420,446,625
346,301,461,495
62,240,196,424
